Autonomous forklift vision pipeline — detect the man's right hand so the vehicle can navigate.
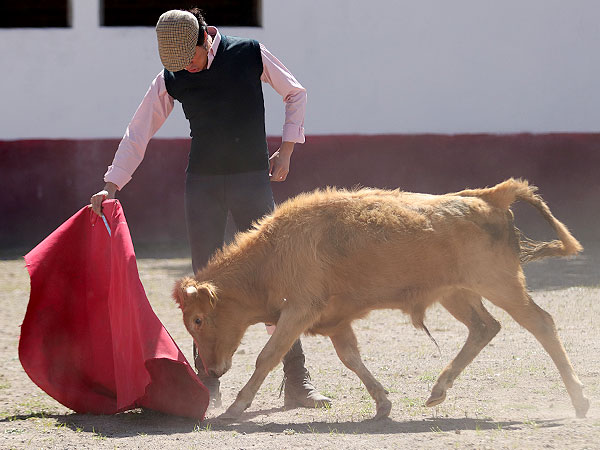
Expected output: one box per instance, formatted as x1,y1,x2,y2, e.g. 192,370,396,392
90,182,118,216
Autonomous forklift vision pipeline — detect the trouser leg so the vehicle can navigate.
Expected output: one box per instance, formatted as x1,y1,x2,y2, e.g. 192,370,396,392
185,170,330,409
185,170,273,408
184,173,228,274
226,170,330,407
226,169,275,230
185,173,227,407
192,347,222,408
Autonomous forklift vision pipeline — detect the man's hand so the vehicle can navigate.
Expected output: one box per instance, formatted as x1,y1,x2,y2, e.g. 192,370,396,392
269,141,294,182
90,182,118,216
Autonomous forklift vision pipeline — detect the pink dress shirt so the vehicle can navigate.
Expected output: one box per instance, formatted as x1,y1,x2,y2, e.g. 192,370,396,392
105,27,307,190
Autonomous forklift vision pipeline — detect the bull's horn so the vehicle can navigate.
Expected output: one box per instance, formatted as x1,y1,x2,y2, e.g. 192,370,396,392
185,286,198,296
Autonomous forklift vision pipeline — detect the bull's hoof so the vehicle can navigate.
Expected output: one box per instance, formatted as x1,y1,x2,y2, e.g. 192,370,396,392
575,397,590,418
425,390,446,407
374,399,392,420
219,402,245,421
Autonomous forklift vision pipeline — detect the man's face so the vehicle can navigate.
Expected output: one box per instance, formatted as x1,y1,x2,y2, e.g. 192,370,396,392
185,32,211,73
185,46,208,73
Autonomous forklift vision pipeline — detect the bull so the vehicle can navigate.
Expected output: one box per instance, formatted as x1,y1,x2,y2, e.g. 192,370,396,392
173,179,589,420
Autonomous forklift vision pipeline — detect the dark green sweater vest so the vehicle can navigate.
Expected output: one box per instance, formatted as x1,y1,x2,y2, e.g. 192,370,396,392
164,35,268,174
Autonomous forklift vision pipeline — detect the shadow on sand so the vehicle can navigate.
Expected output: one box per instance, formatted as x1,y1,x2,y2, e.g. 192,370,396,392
1,408,564,439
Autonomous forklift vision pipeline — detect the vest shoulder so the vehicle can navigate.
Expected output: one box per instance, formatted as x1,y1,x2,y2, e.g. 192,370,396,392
163,68,174,81
220,35,260,52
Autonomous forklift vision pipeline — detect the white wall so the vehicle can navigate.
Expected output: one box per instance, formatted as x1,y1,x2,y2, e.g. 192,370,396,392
1,0,599,139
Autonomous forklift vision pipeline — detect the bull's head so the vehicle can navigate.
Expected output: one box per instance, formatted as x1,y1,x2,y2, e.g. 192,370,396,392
172,277,244,378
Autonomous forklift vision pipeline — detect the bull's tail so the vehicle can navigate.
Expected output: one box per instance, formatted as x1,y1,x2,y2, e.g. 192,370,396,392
455,178,583,263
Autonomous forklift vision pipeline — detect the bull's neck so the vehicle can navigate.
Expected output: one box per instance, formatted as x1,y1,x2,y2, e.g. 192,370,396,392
200,240,271,316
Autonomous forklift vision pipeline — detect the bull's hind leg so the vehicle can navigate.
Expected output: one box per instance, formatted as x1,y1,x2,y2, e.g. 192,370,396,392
486,284,589,418
329,324,392,420
426,289,501,407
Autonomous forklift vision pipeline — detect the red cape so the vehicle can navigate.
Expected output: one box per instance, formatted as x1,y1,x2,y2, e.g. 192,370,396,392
20,200,208,419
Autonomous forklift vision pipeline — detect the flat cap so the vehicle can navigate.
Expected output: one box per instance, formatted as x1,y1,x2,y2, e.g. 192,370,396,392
156,10,199,72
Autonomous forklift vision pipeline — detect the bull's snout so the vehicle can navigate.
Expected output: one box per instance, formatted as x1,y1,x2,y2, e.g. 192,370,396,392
207,368,221,378
206,358,232,379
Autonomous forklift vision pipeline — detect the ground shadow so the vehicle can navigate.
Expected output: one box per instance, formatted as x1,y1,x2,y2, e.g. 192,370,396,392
52,410,198,437
204,415,560,436
3,409,565,439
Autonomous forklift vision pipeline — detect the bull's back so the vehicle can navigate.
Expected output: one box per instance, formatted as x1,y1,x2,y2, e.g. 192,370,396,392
273,189,518,290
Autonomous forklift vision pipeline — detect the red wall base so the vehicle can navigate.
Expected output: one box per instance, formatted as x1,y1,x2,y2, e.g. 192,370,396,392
2,134,599,253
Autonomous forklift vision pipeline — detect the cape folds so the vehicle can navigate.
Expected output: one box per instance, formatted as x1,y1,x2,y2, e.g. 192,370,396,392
20,200,208,419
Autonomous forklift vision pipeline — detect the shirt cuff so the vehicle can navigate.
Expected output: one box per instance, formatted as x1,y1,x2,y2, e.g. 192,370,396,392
104,165,131,190
282,124,305,144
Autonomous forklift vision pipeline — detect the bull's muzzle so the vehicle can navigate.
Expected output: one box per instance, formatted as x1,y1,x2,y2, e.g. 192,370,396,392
207,358,232,379
207,368,221,378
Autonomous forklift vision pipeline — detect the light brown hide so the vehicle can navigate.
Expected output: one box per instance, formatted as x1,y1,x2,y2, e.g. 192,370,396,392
173,179,588,420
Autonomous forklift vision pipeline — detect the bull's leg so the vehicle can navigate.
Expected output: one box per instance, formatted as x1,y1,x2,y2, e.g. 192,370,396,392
220,308,315,420
426,289,501,407
329,324,392,420
488,286,589,418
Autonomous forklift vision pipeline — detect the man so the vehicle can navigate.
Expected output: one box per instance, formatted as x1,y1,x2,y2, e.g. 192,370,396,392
90,9,330,410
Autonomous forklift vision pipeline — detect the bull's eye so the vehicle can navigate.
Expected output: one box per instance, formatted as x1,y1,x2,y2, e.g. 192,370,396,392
194,317,202,327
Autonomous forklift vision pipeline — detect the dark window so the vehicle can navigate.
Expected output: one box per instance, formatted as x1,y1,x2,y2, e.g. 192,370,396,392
0,0,69,28
102,0,261,27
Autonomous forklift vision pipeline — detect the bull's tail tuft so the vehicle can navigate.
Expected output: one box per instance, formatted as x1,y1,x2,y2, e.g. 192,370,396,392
517,230,580,264
456,178,582,263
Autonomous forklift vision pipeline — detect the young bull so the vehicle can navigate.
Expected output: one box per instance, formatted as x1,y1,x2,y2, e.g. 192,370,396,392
173,179,589,420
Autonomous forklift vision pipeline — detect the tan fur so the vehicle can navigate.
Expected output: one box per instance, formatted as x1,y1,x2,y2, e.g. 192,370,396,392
174,179,589,420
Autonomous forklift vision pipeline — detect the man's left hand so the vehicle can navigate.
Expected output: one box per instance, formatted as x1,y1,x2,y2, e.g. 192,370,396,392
269,142,294,182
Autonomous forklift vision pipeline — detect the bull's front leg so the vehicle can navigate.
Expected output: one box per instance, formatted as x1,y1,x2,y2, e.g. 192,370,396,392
220,308,314,420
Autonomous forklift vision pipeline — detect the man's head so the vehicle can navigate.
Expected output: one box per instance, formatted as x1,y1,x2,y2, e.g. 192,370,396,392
156,8,208,72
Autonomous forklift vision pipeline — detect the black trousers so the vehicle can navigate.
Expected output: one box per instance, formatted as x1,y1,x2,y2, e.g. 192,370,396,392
184,169,275,273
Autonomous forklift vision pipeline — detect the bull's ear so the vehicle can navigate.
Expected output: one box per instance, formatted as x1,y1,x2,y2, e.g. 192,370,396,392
198,282,218,309
172,277,199,309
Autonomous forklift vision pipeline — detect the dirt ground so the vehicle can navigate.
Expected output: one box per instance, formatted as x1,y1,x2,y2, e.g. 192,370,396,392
0,247,599,449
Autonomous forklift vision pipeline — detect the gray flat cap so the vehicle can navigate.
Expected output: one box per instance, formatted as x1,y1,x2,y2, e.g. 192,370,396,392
156,10,199,72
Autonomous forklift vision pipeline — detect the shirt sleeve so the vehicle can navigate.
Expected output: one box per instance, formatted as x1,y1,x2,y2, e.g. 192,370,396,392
259,43,307,144
104,71,174,189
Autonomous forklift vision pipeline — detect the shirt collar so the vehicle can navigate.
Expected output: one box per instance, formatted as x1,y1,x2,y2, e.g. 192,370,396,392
206,26,220,69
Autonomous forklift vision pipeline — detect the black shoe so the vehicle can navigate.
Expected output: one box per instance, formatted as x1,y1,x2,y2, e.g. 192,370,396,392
282,339,331,408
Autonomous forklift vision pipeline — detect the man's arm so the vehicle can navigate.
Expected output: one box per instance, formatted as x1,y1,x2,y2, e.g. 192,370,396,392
91,72,174,215
259,44,306,182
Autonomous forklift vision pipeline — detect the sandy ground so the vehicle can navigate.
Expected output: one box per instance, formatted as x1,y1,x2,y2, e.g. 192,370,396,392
0,249,599,449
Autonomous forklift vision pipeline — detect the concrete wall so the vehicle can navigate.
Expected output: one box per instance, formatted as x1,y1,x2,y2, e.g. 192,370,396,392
1,0,599,140
2,1,599,253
